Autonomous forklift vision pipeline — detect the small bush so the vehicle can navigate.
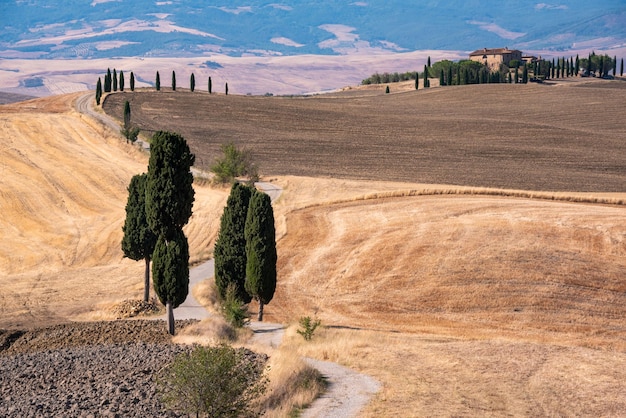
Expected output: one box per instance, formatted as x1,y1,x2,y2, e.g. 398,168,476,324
157,344,268,417
210,142,259,184
120,126,140,143
297,316,321,341
222,283,250,328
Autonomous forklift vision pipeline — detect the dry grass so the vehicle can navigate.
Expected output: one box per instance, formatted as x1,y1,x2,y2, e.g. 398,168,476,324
3,86,626,416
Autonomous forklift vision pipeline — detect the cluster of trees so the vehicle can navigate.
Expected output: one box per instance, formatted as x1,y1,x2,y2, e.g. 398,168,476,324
214,182,277,322
122,131,195,335
362,52,623,90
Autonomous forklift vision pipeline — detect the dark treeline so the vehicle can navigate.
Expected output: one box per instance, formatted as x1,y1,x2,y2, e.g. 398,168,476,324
363,52,621,88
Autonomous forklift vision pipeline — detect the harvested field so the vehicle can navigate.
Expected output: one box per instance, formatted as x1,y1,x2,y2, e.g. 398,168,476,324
103,79,626,192
3,81,626,416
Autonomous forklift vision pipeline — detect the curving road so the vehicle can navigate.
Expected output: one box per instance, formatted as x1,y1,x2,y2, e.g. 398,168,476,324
75,91,379,418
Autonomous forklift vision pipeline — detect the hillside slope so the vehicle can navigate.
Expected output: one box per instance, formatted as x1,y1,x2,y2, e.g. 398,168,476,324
0,94,227,327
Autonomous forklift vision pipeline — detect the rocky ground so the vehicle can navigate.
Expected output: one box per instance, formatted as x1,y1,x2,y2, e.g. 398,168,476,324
0,320,256,417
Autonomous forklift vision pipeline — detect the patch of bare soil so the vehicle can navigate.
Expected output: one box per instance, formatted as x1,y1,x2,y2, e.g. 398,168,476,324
103,79,626,192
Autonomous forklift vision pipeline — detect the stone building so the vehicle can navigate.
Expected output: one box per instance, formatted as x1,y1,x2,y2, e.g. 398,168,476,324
469,48,523,70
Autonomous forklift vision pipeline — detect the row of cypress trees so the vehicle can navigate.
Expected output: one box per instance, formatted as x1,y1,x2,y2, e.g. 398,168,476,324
214,183,277,322
97,69,228,104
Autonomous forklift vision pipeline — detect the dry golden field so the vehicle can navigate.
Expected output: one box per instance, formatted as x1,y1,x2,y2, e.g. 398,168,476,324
2,79,626,416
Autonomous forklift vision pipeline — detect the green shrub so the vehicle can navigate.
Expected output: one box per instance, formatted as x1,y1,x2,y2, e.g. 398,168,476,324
297,316,321,341
210,142,259,184
222,283,250,328
157,344,268,417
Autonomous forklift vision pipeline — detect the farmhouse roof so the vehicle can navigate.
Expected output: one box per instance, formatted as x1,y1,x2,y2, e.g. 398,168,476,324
469,48,521,56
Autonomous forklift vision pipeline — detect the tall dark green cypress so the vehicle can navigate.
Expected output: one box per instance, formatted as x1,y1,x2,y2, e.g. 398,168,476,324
146,131,195,334
95,77,102,105
225,82,229,95
105,68,112,92
621,58,624,76
123,100,131,131
156,71,161,91
447,67,453,86
214,183,253,304
130,72,135,91
439,69,445,86
172,70,176,91
575,55,580,75
113,69,118,91
613,56,617,76
423,65,429,88
208,76,212,94
122,173,157,302
522,65,528,84
414,73,419,90
244,190,277,322
119,70,125,91
190,73,195,92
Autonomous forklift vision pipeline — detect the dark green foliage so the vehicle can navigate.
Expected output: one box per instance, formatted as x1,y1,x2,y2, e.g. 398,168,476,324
222,283,251,328
119,70,124,91
245,191,277,321
385,85,390,94
157,344,267,417
156,71,160,91
208,76,212,93
225,82,229,95
121,173,157,302
297,316,321,341
522,65,528,84
427,56,431,67
214,182,253,303
123,100,131,129
210,142,258,184
447,66,453,87
146,131,195,238
190,73,195,92
439,69,444,86
130,72,135,91
172,70,176,91
152,229,189,309
613,56,616,76
121,101,140,143
95,77,102,105
575,55,580,75
104,68,112,92
112,69,118,91
414,73,419,90
621,58,624,76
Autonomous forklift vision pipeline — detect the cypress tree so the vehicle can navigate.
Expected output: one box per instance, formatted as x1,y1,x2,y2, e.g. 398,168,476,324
123,100,131,131
456,67,461,85
119,70,125,91
447,66,453,86
156,71,161,91
105,68,112,92
190,73,195,92
427,56,431,67
130,72,135,91
575,55,580,75
621,58,624,76
385,85,390,94
244,191,277,322
208,76,212,94
113,69,118,91
225,82,229,95
152,228,189,334
414,73,419,90
172,70,176,91
122,173,157,302
146,131,195,334
214,183,253,303
439,69,444,86
613,56,617,76
95,77,102,105
507,72,512,83
522,65,528,84
423,65,429,88
514,67,519,83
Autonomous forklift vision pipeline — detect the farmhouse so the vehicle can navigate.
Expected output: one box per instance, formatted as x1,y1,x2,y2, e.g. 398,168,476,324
469,47,523,70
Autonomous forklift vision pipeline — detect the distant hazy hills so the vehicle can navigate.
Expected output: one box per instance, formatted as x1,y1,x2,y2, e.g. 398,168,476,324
2,1,625,59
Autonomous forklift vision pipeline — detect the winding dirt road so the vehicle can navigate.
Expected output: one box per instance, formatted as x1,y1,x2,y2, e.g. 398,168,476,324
75,92,381,417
